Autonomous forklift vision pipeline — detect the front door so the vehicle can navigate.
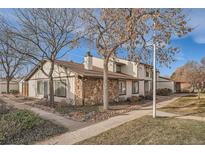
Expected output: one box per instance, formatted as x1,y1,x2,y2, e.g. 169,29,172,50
44,81,48,98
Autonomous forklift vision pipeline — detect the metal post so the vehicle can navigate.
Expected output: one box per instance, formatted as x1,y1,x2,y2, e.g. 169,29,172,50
153,43,156,118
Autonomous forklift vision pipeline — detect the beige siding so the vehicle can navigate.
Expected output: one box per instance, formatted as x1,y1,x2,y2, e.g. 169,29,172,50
139,81,145,96
28,61,76,104
92,57,154,80
30,61,75,80
28,80,37,97
157,77,175,92
92,57,115,72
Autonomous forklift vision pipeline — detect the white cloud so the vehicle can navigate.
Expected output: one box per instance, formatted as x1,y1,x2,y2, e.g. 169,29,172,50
186,9,205,44
193,36,205,44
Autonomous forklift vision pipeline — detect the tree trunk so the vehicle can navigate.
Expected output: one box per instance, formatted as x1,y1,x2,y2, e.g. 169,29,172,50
49,76,54,106
6,79,10,94
103,61,109,110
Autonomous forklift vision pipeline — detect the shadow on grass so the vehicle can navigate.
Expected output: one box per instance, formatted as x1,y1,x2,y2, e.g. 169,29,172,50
161,103,196,110
181,110,205,116
181,94,197,97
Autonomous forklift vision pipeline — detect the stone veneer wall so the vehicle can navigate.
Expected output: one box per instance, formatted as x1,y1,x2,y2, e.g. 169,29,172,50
74,76,119,105
74,76,83,105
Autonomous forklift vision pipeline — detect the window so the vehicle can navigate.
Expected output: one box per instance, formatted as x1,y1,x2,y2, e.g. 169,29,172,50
116,65,121,73
132,81,139,94
119,80,126,95
146,71,150,77
37,80,44,95
54,80,66,97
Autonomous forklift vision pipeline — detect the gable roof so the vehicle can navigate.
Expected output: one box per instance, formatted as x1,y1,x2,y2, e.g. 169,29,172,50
173,79,188,83
55,60,138,80
25,59,139,81
159,76,173,81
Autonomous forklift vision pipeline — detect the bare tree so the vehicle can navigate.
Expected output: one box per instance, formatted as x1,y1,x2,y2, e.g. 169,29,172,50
174,61,204,100
185,61,203,99
81,9,136,110
4,9,83,106
200,57,205,93
0,16,27,94
82,8,191,110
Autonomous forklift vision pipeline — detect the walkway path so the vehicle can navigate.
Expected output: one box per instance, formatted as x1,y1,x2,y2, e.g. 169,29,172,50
2,94,201,145
37,96,183,145
0,97,88,131
156,110,205,123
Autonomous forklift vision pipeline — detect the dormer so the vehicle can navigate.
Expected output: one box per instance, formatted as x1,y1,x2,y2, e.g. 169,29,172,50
114,61,126,73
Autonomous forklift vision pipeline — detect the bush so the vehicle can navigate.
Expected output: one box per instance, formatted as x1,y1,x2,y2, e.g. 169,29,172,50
139,95,145,100
157,88,172,96
127,96,141,102
9,90,19,94
145,95,153,100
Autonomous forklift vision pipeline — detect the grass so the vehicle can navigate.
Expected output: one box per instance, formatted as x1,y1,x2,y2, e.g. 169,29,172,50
0,109,67,144
160,93,205,116
77,115,205,145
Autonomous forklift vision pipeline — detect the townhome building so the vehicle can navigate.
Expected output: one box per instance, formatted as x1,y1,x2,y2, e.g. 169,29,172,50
21,52,174,105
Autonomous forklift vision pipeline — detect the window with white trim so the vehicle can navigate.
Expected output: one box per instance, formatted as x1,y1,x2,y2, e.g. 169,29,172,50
119,80,126,95
146,71,150,77
37,80,44,95
116,65,121,73
54,80,66,97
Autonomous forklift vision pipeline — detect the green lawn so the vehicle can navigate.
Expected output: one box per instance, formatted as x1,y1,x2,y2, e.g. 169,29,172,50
160,94,205,116
0,108,67,144
77,115,205,145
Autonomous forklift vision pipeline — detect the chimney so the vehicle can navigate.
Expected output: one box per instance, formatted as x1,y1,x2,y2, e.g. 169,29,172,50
84,51,93,70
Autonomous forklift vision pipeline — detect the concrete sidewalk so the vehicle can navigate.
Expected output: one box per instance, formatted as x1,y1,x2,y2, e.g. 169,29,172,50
156,110,205,122
0,97,88,131
37,109,152,145
37,96,182,145
2,94,197,145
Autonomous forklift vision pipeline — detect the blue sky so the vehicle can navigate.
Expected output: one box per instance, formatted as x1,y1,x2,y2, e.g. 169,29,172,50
1,8,205,77
159,9,205,76
64,9,205,77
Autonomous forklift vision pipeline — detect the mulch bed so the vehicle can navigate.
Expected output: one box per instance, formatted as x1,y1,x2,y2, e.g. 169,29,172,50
26,99,151,123
1,94,38,103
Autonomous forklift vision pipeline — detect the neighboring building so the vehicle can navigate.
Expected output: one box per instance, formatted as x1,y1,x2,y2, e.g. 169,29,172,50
22,52,173,105
0,78,19,94
157,76,175,92
174,80,193,93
